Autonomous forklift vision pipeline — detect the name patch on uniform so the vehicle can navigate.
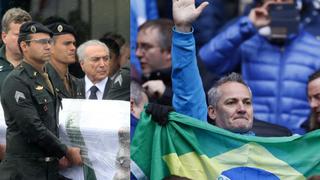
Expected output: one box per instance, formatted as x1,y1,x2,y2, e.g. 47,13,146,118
15,91,25,103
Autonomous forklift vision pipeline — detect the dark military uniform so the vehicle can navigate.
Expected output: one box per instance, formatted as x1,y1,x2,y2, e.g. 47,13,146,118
46,63,81,98
0,61,67,180
0,45,15,94
105,62,130,101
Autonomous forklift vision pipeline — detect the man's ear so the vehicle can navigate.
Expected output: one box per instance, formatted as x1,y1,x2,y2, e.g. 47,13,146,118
1,32,7,44
20,41,27,52
208,105,216,122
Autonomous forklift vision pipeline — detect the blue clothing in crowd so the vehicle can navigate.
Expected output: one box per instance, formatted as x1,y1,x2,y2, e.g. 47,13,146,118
199,16,320,134
130,0,158,78
172,28,207,121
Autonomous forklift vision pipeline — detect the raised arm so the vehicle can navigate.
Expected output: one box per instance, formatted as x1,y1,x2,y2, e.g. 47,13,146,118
171,0,208,121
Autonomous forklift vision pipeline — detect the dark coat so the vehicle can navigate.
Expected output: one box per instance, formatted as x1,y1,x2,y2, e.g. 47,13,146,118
0,61,67,180
45,63,81,98
105,63,130,101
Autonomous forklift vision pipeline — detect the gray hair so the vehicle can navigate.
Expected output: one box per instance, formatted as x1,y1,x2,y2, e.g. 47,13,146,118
207,72,252,107
76,40,108,62
130,80,145,106
1,8,31,33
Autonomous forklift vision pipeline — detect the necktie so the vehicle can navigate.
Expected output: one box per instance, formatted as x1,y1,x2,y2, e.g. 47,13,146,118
63,75,71,94
42,72,54,94
89,86,98,99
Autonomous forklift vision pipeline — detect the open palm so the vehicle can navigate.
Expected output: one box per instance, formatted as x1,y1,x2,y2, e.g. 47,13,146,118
172,0,208,28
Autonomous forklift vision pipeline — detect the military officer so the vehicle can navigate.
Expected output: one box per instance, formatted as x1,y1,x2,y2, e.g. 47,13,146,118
45,22,80,98
0,21,82,180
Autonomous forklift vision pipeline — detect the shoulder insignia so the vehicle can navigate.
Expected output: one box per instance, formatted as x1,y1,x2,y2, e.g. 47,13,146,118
15,91,25,103
114,74,123,86
35,85,44,90
0,66,3,71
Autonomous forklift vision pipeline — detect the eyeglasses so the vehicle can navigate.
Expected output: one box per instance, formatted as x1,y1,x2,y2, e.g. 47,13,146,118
25,38,53,45
136,43,160,54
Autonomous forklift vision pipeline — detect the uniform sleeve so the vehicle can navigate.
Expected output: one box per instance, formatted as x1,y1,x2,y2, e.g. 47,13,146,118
198,16,257,75
106,63,130,101
171,28,207,121
1,76,67,158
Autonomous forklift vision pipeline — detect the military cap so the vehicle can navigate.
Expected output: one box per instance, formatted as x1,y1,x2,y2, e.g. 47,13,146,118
18,21,53,44
19,21,53,37
46,23,76,37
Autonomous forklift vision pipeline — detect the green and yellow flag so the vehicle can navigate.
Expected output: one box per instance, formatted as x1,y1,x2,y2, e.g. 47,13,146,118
131,111,320,180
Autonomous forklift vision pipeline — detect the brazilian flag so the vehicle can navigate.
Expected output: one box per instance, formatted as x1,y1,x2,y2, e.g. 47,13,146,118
131,111,320,179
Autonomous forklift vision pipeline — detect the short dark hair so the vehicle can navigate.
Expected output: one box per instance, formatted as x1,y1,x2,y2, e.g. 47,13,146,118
99,38,120,58
308,71,320,84
138,18,174,52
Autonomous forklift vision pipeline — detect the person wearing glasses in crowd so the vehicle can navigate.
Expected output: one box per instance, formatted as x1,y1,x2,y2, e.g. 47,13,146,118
136,19,174,105
76,40,110,100
45,22,80,98
0,21,82,180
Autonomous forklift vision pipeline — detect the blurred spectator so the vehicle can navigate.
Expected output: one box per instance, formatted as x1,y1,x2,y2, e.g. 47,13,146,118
76,40,110,100
0,7,31,93
301,0,320,38
45,22,80,98
136,19,173,105
119,42,130,67
101,32,130,67
198,0,320,134
306,71,320,131
130,80,148,140
130,0,158,79
101,32,125,47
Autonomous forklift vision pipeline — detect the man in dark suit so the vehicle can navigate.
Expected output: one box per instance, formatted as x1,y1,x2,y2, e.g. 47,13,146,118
76,40,110,99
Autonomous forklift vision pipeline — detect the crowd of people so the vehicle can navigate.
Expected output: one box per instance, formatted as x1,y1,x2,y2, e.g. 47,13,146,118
131,0,320,178
0,7,130,180
131,0,320,138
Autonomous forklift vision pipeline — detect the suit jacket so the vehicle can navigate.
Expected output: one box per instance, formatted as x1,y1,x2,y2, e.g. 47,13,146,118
76,77,111,99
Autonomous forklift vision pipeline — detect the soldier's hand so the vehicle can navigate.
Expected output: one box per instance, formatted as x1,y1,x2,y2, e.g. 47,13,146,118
172,0,209,32
0,144,5,160
248,1,272,28
66,147,83,166
59,156,71,169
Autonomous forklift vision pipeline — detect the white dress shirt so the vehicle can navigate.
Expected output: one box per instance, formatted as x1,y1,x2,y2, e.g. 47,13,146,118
84,76,108,100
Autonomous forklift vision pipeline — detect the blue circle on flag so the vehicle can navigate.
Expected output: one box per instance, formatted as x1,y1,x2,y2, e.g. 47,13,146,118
219,167,280,180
